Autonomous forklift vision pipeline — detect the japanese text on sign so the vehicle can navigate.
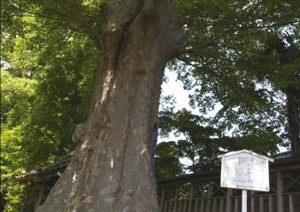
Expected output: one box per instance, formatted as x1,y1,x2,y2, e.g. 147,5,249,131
220,152,270,191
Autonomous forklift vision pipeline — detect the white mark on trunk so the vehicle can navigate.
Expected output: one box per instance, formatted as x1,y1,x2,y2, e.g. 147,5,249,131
140,148,147,156
107,21,117,32
81,140,89,149
72,172,78,183
101,69,114,104
70,172,79,197
109,148,114,169
110,157,114,168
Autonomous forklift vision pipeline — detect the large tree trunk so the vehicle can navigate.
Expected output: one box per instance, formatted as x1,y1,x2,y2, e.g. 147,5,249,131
37,0,183,211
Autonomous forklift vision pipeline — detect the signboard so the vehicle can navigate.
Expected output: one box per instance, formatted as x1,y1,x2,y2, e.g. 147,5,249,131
219,150,274,192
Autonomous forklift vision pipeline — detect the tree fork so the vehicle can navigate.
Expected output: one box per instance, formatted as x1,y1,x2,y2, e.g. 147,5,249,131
37,0,184,211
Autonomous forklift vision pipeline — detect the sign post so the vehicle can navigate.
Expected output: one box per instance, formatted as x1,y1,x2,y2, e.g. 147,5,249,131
218,150,274,212
242,190,247,212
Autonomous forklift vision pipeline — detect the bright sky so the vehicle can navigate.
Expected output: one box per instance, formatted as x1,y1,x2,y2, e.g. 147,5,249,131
159,69,195,167
161,69,195,112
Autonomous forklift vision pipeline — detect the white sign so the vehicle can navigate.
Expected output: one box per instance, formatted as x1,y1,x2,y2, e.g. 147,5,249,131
219,150,274,192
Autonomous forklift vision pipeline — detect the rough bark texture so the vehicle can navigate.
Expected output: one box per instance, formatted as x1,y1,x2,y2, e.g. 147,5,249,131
37,0,184,211
286,86,300,156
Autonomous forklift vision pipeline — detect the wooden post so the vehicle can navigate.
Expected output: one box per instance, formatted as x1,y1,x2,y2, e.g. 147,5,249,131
178,199,182,211
268,195,273,212
276,171,284,212
183,199,188,211
242,190,247,212
289,195,294,212
159,186,165,212
226,188,232,212
213,198,217,212
194,198,199,212
259,196,264,212
163,201,167,212
234,196,239,212
220,198,224,212
168,201,172,212
207,199,211,212
173,185,179,212
251,191,255,212
188,183,194,212
200,199,204,212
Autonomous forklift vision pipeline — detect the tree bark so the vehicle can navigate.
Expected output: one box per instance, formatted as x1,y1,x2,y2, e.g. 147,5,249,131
37,0,184,211
286,86,300,156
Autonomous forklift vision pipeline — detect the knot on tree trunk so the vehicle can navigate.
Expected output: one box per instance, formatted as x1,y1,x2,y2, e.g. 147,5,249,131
72,123,87,144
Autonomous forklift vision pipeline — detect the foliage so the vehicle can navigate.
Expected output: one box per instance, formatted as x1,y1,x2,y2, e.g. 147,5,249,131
247,32,300,89
159,109,280,173
155,141,183,180
155,0,299,177
171,0,300,151
1,2,99,209
1,71,36,212
1,71,36,125
157,0,299,176
244,32,300,154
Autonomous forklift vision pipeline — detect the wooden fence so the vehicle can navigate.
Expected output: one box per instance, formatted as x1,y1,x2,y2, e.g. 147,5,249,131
157,157,300,212
17,155,300,212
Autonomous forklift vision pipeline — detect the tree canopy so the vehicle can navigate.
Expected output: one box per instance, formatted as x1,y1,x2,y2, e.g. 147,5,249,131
1,0,300,211
156,0,300,177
